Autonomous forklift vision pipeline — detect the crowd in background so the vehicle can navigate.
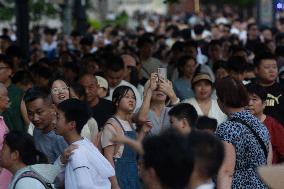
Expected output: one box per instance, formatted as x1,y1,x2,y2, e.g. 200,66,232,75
0,7,283,189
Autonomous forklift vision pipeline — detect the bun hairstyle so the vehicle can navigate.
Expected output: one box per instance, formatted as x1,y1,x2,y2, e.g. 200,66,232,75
112,86,136,109
4,131,48,165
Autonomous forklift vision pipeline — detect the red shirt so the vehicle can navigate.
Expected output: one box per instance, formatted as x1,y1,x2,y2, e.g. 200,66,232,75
263,116,284,164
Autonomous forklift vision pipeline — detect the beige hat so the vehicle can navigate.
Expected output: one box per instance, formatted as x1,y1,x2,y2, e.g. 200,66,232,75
192,73,213,85
96,76,108,89
258,164,284,189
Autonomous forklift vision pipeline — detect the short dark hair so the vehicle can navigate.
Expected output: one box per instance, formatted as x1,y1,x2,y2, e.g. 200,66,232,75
177,55,197,77
0,54,13,69
254,52,276,68
215,76,249,108
227,56,247,74
196,116,218,132
137,36,153,48
142,128,194,189
212,60,228,74
4,131,48,165
187,131,224,179
57,98,92,134
105,55,124,72
168,103,198,128
12,70,34,85
245,83,267,102
23,86,52,105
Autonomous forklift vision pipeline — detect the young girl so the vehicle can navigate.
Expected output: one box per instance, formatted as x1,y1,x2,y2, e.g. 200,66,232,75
101,86,143,189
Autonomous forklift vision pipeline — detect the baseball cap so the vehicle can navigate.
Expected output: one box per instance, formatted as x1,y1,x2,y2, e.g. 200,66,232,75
96,76,108,89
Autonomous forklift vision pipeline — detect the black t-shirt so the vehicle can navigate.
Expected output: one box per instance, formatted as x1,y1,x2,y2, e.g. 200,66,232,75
261,82,284,127
92,98,115,130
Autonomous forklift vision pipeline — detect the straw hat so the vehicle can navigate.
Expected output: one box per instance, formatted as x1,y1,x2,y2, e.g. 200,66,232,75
258,164,284,189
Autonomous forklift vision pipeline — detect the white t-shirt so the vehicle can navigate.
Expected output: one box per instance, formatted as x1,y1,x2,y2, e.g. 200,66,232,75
64,138,114,189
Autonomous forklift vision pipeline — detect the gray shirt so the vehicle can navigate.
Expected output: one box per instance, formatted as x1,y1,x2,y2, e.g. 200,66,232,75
33,128,68,163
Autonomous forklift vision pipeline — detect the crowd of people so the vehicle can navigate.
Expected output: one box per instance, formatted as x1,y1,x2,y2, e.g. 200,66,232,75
0,7,284,189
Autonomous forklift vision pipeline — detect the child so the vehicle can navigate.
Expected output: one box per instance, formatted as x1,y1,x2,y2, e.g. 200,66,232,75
55,98,114,189
101,86,146,189
196,116,218,133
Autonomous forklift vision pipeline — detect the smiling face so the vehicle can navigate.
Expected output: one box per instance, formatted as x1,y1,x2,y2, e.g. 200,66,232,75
51,80,70,105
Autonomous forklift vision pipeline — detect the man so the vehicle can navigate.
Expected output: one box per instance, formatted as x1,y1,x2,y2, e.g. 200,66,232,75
137,36,164,79
141,128,194,189
168,103,198,135
23,87,68,163
79,73,114,130
254,52,284,126
188,131,224,189
55,98,114,189
104,55,142,109
0,54,26,132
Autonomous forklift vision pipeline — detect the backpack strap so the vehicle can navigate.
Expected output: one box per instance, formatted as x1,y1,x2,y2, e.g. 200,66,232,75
230,117,268,158
13,170,53,189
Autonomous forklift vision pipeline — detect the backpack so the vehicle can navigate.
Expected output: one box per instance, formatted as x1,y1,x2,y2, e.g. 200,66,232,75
13,170,54,189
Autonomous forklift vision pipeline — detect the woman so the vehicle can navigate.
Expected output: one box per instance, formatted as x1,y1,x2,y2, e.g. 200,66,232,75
138,73,179,136
215,77,272,189
50,79,98,141
101,86,143,189
183,73,227,125
0,131,58,189
173,55,197,101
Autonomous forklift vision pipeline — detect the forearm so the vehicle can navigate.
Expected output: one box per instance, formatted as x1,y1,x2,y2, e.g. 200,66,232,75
137,90,152,123
217,172,233,189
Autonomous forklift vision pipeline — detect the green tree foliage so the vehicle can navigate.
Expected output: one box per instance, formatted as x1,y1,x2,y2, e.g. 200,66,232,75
0,0,59,21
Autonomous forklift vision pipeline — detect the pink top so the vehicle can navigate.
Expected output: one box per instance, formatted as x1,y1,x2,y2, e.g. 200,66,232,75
0,116,12,189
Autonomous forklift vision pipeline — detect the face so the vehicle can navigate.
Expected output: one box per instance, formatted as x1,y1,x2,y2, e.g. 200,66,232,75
0,142,14,170
248,93,265,116
256,59,278,84
193,80,213,100
170,116,190,134
51,80,70,105
215,67,229,80
0,62,12,84
55,109,69,136
0,86,9,112
79,75,98,103
105,70,125,88
116,90,136,112
26,98,54,131
183,59,197,77
151,90,167,102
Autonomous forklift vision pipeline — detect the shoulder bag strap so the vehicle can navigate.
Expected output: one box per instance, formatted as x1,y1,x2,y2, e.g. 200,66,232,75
231,117,268,158
13,170,53,189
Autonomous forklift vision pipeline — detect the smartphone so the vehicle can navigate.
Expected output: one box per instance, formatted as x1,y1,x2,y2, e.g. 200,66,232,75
157,67,167,81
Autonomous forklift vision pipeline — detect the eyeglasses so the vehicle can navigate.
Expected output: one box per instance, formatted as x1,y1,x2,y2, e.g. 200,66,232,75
51,87,69,95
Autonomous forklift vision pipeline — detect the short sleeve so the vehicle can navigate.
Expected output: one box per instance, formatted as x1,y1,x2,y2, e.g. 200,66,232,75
215,122,240,145
70,149,89,170
101,124,118,148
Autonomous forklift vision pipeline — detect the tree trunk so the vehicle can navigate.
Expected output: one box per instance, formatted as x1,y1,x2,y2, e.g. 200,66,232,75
15,0,29,60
